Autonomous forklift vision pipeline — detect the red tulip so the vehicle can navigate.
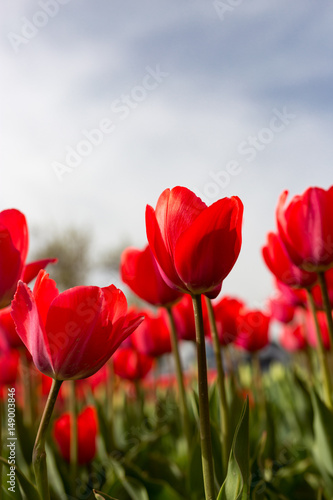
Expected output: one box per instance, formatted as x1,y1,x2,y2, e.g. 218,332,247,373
311,268,333,310
279,323,307,352
275,279,306,308
11,270,144,380
208,296,245,346
53,406,98,464
235,309,270,352
121,244,183,306
0,306,24,350
172,294,199,342
131,308,172,358
145,186,243,298
0,348,20,386
306,310,331,351
113,347,153,381
268,294,296,324
0,208,56,308
276,186,333,272
262,232,317,289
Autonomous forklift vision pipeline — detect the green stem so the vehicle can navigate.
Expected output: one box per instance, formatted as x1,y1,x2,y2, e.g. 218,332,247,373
318,271,333,348
166,305,191,452
205,297,230,479
33,378,63,500
20,355,33,428
106,360,115,453
69,380,78,496
307,289,333,409
192,294,215,500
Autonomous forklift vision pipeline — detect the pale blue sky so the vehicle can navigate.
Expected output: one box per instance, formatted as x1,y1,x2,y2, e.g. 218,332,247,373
1,1,333,307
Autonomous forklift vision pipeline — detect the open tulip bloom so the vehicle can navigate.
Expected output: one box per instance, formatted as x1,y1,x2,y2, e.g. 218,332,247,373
11,270,144,380
0,208,56,309
145,186,243,298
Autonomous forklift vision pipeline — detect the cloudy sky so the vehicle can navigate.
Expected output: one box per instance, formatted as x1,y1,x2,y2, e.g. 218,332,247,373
1,1,333,307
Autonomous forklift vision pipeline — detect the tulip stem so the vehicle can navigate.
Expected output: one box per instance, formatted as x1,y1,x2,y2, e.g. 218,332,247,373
192,294,215,500
318,271,333,348
106,360,115,452
69,380,78,496
205,297,230,479
306,290,333,409
33,378,63,500
166,305,191,453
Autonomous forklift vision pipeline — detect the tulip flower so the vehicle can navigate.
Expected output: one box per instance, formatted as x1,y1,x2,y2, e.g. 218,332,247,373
306,310,331,351
131,308,172,358
0,348,19,386
268,294,296,324
172,294,201,342
279,323,307,352
208,296,245,346
276,186,333,272
11,270,144,380
53,406,98,464
0,306,24,350
121,244,183,306
145,186,243,298
113,346,153,381
235,309,270,352
262,232,317,289
0,208,56,309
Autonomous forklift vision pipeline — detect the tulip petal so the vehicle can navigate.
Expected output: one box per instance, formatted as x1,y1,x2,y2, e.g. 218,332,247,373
121,246,182,306
0,209,28,263
0,227,22,308
11,281,54,376
174,197,243,295
155,187,206,255
33,270,60,326
45,286,106,379
146,204,185,291
22,258,57,285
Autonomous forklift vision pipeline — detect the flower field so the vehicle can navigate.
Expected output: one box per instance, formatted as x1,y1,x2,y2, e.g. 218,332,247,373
1,185,333,499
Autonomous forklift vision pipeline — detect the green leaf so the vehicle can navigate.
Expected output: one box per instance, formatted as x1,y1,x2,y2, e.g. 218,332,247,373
311,388,333,477
93,490,119,500
109,459,149,500
0,457,40,500
217,397,250,500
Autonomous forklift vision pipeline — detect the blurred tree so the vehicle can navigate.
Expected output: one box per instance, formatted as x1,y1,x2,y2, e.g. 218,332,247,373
32,227,91,291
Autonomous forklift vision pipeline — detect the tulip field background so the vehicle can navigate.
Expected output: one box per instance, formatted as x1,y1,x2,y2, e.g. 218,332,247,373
2,2,333,500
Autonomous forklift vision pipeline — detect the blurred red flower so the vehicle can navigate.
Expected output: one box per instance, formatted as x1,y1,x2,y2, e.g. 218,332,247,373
0,348,19,386
145,186,243,298
131,308,172,358
0,208,56,309
279,323,307,352
121,244,183,306
53,406,98,464
306,310,331,351
11,270,144,380
113,347,153,381
235,309,270,352
208,296,245,346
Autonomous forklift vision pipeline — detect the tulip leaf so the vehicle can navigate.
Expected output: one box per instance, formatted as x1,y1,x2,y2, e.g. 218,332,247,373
217,397,250,500
311,388,333,477
0,457,41,500
93,490,119,500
